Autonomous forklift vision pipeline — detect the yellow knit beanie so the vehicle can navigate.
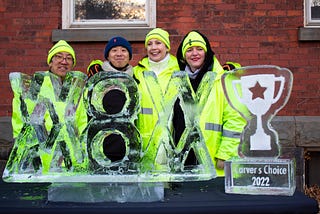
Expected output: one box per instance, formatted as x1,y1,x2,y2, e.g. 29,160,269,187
182,31,207,59
145,28,171,51
47,40,76,67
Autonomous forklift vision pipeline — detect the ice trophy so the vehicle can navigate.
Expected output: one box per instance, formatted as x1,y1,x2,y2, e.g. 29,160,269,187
222,65,295,196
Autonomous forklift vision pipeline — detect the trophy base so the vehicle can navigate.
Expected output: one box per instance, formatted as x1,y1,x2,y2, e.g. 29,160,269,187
48,182,164,203
224,158,296,196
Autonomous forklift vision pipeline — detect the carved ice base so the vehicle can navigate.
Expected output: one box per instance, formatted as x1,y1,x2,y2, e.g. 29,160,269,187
48,182,164,203
224,158,296,196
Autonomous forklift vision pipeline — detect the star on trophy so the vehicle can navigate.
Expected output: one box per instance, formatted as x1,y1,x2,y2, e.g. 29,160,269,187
222,65,295,196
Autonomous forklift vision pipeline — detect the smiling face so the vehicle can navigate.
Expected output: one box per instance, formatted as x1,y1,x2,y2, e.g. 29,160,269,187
107,46,130,69
49,51,74,80
185,46,206,72
146,39,168,62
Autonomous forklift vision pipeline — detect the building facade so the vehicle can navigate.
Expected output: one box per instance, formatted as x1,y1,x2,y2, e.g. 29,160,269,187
0,0,319,190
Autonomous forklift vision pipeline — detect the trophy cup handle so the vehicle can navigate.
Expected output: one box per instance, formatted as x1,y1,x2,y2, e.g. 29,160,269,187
272,76,285,104
232,80,243,103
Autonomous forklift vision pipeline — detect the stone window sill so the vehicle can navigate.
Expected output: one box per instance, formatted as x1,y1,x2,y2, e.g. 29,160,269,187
298,27,320,41
52,28,152,42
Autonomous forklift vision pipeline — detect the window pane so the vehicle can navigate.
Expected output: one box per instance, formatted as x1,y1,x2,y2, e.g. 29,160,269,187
74,0,146,21
311,0,320,19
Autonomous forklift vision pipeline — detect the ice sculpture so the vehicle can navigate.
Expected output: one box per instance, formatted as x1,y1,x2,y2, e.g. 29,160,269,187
4,70,217,182
222,65,296,196
4,71,87,180
82,71,141,178
140,71,216,181
3,70,217,202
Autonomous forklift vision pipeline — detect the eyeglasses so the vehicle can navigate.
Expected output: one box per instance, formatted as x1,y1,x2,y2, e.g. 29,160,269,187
53,54,73,64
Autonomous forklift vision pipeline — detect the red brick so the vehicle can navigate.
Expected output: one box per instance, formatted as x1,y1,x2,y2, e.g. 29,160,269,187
0,0,319,116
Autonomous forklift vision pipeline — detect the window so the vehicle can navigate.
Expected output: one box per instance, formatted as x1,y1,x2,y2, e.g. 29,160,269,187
300,0,320,41
305,0,320,27
62,0,156,29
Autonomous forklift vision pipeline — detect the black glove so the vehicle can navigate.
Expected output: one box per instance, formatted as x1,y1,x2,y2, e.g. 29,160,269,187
222,61,241,71
86,60,103,78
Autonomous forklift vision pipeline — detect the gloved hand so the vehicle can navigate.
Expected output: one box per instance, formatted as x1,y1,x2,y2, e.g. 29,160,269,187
86,60,103,78
222,61,241,71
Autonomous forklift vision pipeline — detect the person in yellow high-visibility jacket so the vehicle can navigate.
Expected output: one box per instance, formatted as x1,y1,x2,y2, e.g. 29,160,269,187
173,30,247,176
133,28,180,170
12,40,87,139
85,36,136,163
10,40,87,172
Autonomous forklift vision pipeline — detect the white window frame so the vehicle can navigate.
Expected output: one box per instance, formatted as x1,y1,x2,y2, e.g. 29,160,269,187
305,0,320,27
62,0,156,29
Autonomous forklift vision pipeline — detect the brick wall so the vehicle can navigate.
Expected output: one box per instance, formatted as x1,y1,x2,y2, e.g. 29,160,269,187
0,0,319,117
